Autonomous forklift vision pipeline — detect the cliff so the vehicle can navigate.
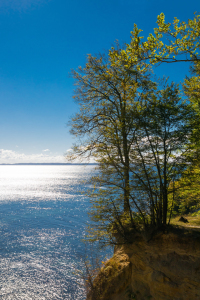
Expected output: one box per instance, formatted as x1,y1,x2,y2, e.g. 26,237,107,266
87,228,200,300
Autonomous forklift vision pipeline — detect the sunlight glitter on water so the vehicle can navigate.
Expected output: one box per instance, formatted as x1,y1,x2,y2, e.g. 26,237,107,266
0,165,91,202
0,228,86,299
0,165,98,299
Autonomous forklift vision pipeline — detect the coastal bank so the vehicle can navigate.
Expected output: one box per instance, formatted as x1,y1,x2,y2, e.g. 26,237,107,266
87,227,200,300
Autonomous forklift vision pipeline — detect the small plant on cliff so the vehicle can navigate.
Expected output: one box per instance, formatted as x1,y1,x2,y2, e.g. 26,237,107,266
84,256,121,300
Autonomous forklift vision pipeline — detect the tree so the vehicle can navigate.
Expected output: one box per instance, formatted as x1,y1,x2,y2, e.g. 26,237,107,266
168,61,200,216
183,61,200,149
69,13,199,245
69,60,193,246
109,12,200,72
70,53,153,215
170,162,200,215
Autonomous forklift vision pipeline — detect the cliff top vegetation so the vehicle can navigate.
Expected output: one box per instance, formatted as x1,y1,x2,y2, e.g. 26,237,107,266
69,12,200,246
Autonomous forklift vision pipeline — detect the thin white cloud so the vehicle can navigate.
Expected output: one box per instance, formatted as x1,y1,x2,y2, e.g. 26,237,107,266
0,149,66,164
43,149,50,152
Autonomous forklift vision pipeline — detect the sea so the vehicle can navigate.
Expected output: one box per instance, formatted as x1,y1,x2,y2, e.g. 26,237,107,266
0,164,112,300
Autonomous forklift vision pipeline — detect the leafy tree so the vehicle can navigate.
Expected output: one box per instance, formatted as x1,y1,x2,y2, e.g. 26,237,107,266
109,12,200,73
69,13,199,245
170,162,200,215
183,61,200,149
88,81,193,244
69,58,193,245
168,61,200,216
70,53,153,216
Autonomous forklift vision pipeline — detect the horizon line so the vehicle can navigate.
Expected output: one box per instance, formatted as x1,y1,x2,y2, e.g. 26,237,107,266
0,163,98,165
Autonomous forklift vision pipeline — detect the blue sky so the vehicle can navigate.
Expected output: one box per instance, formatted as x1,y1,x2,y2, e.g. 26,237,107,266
0,0,199,163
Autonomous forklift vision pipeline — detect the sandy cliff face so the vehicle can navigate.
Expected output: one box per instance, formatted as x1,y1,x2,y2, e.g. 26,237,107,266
87,230,200,300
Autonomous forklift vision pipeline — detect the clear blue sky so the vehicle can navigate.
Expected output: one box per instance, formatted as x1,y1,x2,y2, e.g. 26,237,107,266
0,0,199,163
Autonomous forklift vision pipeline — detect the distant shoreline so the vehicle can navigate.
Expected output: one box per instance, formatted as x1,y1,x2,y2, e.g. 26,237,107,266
0,163,98,166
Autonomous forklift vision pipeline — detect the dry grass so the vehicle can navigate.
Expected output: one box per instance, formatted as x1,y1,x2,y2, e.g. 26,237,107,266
170,213,200,229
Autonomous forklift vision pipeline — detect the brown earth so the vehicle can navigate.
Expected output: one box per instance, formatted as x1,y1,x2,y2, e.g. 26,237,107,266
87,228,200,300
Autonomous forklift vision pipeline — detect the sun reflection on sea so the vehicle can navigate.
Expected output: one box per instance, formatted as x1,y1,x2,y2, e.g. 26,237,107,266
0,164,99,299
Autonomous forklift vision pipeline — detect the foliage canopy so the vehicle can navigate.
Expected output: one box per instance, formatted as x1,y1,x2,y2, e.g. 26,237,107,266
69,13,200,245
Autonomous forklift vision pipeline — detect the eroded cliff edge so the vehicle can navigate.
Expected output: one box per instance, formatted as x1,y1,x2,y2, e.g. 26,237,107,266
87,228,200,300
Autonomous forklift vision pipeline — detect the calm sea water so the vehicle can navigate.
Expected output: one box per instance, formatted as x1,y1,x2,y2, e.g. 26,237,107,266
0,165,110,300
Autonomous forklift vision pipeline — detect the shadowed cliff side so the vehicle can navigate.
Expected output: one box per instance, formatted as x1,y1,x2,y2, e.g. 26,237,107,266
86,228,200,300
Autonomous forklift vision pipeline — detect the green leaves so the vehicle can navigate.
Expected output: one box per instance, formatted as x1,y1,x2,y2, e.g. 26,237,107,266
69,12,200,245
